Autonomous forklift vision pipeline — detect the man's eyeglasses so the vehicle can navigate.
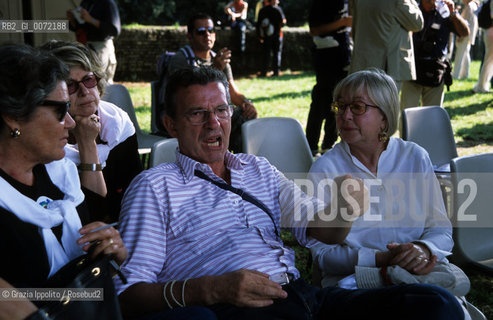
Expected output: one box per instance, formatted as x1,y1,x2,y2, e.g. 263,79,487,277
331,101,379,116
184,104,233,125
67,74,99,95
195,26,215,36
40,100,71,122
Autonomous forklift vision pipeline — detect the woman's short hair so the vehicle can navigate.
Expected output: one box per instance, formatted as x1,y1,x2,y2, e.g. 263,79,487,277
40,40,107,96
0,44,69,131
333,68,400,137
164,67,231,119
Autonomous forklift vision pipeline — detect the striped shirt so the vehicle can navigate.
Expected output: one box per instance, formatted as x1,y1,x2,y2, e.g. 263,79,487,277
114,151,324,294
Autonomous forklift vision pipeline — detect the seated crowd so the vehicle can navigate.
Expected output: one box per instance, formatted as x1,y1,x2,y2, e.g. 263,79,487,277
0,7,481,320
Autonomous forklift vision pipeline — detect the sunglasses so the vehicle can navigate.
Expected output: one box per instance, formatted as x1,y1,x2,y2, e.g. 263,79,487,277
67,74,99,95
195,26,215,36
40,100,71,121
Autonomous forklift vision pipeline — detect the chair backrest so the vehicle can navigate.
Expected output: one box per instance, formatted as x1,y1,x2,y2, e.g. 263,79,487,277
150,80,159,134
241,117,313,175
101,84,142,134
149,138,179,167
402,106,458,170
450,153,493,273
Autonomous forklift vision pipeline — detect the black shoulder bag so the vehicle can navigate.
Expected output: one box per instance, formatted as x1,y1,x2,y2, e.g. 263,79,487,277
26,253,126,320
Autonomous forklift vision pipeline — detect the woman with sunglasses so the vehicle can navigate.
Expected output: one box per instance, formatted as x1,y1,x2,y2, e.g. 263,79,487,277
308,69,455,290
41,40,142,223
0,44,128,318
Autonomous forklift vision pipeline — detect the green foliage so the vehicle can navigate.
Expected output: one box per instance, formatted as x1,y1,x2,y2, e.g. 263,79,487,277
116,0,176,25
116,0,311,27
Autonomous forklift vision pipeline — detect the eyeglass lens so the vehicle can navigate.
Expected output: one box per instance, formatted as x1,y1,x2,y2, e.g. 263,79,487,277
67,74,98,95
186,105,232,125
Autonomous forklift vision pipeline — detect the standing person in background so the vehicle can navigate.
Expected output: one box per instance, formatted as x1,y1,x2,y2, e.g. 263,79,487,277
474,0,493,93
349,0,424,91
67,0,121,83
254,0,268,21
401,0,469,108
257,0,286,77
305,0,352,156
225,0,249,53
453,0,479,80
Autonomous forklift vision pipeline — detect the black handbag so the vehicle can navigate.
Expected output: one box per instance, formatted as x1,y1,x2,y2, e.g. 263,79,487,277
26,254,125,320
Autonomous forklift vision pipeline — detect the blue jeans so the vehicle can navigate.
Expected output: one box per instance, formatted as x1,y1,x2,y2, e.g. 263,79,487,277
209,279,463,320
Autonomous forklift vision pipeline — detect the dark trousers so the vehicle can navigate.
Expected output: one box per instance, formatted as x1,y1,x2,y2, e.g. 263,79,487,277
138,306,218,320
261,36,283,75
306,46,349,152
209,279,464,320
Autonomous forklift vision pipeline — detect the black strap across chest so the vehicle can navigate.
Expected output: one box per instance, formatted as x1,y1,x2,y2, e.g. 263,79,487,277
194,170,280,238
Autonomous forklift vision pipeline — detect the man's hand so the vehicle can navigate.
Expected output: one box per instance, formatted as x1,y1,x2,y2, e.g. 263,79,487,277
79,8,93,24
442,0,456,13
66,9,76,27
212,48,232,71
308,175,369,244
386,242,437,275
240,100,257,119
334,174,369,221
209,269,287,307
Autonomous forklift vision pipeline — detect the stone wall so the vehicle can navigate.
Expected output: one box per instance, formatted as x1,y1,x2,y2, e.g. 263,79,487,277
113,26,313,82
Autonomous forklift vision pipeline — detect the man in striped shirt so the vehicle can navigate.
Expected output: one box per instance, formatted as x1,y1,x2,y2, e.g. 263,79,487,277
115,67,463,319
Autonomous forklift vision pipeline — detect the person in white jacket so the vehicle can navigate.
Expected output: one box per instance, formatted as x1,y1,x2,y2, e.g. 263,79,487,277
453,0,479,79
474,0,493,92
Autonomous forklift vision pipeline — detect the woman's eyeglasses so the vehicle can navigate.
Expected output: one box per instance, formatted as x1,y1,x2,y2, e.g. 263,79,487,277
195,26,215,36
331,101,379,116
40,100,71,121
67,74,99,95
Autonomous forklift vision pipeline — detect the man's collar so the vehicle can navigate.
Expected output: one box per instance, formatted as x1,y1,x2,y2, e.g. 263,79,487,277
176,151,245,184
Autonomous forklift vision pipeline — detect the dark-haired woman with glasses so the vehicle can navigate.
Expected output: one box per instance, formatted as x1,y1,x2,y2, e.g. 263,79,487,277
41,40,142,223
0,44,127,318
308,69,454,289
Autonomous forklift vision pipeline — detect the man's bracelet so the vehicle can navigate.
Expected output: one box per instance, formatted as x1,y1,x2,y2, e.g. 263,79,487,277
78,163,102,171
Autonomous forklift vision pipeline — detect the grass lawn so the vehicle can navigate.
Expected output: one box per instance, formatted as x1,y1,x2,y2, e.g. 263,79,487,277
119,60,492,318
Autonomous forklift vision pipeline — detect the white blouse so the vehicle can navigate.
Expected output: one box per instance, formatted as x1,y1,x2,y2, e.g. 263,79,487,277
308,137,453,287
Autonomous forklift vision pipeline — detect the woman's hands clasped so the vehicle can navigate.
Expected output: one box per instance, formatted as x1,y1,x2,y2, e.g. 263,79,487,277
376,242,437,275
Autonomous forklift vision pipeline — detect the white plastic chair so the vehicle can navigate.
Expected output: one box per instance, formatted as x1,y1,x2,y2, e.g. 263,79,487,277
149,138,179,168
402,106,458,212
241,117,313,177
102,84,166,155
401,106,458,172
450,153,493,275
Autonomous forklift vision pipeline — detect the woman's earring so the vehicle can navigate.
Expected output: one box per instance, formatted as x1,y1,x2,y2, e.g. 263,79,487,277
10,128,21,138
378,131,389,142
